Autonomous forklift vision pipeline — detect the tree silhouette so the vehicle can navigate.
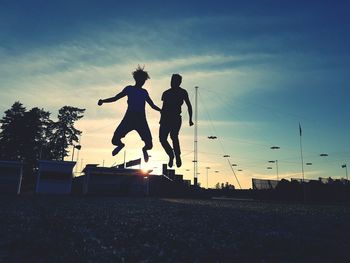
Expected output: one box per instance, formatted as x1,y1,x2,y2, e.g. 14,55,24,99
47,106,85,160
0,103,85,162
24,108,53,162
0,103,53,163
0,102,26,160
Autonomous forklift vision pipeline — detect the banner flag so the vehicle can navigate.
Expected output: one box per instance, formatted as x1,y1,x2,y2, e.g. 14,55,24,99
126,158,141,168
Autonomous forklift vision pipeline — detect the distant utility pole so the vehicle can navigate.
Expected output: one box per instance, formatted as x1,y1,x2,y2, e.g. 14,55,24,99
268,160,279,181
193,86,199,187
299,123,306,201
342,164,348,181
299,123,305,182
206,167,210,189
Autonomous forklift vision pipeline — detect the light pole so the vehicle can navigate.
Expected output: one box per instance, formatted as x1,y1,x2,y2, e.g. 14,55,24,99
206,135,217,189
342,164,348,181
206,167,210,189
305,162,312,176
223,155,242,189
231,164,237,174
268,160,279,181
320,153,329,180
71,144,81,162
270,146,280,181
193,86,199,187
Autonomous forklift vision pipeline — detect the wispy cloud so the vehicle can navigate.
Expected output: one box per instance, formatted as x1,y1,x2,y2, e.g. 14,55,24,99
1,2,350,188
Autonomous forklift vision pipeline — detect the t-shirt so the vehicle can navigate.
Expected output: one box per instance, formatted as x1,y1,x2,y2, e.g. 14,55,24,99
123,86,149,114
161,87,188,118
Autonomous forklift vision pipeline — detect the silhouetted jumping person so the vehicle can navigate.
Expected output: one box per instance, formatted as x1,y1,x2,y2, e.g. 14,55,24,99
159,74,193,167
98,66,161,162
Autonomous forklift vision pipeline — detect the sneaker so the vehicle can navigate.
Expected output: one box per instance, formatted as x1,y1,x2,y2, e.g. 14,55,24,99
112,144,124,156
175,155,182,167
142,148,149,163
168,156,174,168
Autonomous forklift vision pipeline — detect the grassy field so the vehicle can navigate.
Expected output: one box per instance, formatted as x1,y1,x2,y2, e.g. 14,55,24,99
1,196,350,262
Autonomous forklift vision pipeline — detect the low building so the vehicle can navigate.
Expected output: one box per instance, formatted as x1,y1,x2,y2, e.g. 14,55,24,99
77,163,191,197
0,161,23,194
147,164,192,197
80,164,150,195
35,160,76,194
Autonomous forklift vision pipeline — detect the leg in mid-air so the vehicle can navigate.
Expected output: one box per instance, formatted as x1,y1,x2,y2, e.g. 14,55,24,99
171,133,181,167
170,117,182,167
111,133,125,156
111,118,131,156
137,120,153,163
159,124,174,167
142,143,152,163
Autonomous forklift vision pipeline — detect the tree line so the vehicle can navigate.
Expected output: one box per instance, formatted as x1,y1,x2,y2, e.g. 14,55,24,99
0,102,85,166
215,182,235,190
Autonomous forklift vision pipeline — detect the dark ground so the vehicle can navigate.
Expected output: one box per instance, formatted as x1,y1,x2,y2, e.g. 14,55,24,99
1,196,350,263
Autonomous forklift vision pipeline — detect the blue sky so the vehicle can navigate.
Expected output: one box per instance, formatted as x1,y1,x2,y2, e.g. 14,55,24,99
1,0,350,188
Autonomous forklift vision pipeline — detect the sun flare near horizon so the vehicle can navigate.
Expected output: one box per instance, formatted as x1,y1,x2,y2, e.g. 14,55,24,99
1,0,350,189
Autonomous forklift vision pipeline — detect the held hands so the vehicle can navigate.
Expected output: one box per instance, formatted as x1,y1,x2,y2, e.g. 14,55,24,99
98,99,103,106
189,120,194,126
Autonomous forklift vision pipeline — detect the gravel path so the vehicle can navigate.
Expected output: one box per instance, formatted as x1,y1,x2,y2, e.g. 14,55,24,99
1,196,350,262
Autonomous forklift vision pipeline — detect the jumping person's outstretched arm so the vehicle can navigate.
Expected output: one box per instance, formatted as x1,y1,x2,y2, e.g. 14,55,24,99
146,95,161,112
98,89,127,106
184,92,194,126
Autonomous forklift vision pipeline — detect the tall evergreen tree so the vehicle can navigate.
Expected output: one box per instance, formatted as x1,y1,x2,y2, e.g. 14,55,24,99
0,103,85,162
0,102,53,164
22,107,52,162
0,102,26,160
48,106,85,160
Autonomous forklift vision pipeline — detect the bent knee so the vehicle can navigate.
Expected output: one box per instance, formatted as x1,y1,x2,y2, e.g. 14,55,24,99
111,138,118,146
144,140,153,150
111,135,123,146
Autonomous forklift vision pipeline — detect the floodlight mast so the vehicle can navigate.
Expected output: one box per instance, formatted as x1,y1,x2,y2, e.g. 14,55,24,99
193,86,199,187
